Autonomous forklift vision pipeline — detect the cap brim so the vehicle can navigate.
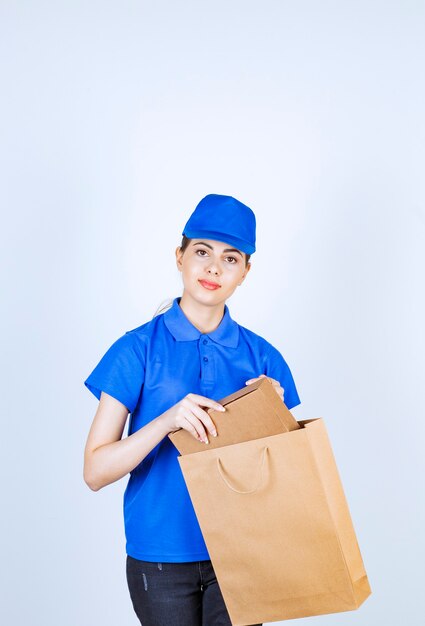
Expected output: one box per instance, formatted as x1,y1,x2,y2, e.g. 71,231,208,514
182,229,255,255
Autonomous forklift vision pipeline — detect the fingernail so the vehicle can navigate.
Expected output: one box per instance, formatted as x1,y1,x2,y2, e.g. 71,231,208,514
212,430,217,437
204,437,209,444
218,406,226,411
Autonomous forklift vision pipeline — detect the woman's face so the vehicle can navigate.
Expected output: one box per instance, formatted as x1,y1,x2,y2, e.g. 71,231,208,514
175,238,251,306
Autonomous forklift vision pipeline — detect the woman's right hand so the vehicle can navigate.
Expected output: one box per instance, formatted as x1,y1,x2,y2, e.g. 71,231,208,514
158,394,226,444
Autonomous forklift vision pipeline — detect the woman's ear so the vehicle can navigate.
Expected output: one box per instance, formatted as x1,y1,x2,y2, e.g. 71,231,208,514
175,246,183,271
238,262,251,285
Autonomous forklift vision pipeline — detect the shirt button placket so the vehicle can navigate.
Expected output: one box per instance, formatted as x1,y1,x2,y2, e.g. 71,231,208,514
199,336,214,390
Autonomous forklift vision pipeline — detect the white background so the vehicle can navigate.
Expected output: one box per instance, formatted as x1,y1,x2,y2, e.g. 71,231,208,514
1,1,424,625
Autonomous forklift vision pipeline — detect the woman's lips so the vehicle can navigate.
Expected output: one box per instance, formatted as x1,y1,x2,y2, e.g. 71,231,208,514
198,279,221,290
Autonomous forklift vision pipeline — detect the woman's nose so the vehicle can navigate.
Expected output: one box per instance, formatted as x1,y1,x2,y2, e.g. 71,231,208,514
207,261,220,275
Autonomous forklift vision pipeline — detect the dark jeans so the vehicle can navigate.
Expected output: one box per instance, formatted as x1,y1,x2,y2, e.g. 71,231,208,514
126,555,262,626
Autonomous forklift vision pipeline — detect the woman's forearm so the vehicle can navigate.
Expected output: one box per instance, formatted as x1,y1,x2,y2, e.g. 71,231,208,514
84,415,171,491
84,392,222,491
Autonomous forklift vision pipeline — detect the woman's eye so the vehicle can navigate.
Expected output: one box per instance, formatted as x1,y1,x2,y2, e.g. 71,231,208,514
195,250,237,263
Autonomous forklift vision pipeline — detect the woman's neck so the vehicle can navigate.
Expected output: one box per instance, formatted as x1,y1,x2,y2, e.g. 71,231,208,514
178,293,225,334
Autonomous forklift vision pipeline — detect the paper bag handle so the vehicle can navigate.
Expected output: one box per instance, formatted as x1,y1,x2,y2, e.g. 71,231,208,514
216,447,269,494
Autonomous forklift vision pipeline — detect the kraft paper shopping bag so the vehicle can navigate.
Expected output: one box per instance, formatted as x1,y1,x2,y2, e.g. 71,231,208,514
178,419,371,625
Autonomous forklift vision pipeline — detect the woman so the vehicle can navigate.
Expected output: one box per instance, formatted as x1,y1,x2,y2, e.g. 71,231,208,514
83,194,301,625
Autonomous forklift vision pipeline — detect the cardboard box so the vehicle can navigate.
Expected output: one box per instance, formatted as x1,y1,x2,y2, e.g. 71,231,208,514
169,377,300,455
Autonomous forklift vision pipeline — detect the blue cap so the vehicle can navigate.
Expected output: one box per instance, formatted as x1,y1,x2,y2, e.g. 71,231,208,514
182,194,256,255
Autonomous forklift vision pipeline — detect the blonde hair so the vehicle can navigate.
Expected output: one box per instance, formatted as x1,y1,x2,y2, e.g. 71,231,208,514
152,298,174,318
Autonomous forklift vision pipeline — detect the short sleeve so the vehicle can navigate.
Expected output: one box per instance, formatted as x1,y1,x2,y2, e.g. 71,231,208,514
264,344,301,410
84,332,146,413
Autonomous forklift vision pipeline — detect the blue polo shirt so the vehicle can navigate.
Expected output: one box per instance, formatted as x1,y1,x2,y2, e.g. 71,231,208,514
84,296,301,562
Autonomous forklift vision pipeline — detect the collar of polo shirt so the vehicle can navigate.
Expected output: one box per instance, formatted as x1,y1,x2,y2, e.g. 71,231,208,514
163,297,239,348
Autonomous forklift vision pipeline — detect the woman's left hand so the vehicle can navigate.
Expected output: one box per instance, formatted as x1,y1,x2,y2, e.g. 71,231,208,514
245,374,284,402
